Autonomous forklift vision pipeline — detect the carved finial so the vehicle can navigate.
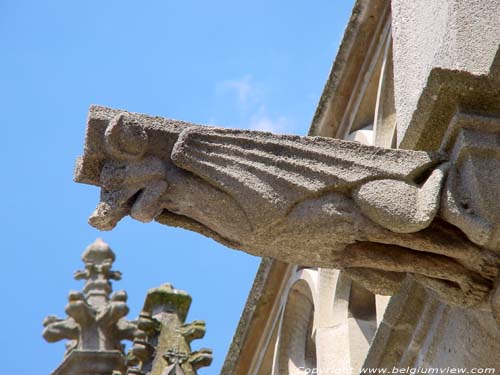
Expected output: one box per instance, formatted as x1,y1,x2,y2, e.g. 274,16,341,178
75,238,122,306
43,239,143,357
127,284,212,375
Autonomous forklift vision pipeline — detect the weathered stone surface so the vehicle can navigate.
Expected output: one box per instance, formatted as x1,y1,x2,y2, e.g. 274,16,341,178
220,258,292,375
127,284,212,375
440,113,500,251
43,240,211,375
391,0,500,150
43,239,143,354
363,279,500,371
43,239,144,375
214,1,500,374
75,106,500,308
48,351,127,375
309,0,390,139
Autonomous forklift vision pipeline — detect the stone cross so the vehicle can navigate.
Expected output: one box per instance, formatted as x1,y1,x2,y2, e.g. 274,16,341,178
161,347,188,375
164,347,189,364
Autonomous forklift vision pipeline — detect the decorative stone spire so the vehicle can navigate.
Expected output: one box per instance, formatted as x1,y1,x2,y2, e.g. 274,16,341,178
127,284,212,375
43,239,144,375
43,240,212,375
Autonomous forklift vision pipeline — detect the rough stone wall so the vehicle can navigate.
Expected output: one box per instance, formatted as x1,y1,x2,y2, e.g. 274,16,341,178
391,0,500,147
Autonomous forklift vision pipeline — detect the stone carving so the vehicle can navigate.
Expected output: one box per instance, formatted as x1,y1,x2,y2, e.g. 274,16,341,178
43,238,143,354
126,284,212,375
43,239,146,375
43,240,212,375
75,106,500,308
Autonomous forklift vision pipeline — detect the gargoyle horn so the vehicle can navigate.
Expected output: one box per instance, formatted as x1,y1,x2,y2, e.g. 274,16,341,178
104,113,149,161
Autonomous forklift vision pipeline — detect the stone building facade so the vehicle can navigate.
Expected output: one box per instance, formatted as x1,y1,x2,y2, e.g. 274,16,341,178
69,0,500,374
221,1,500,374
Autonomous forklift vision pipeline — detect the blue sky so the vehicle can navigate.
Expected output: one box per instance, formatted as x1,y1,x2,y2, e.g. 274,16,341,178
0,1,353,374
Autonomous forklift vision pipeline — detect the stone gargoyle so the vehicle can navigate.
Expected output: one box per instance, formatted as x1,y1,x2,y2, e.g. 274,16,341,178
75,106,500,309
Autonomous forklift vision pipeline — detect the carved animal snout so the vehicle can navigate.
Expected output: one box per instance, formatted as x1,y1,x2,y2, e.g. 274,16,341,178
90,156,169,230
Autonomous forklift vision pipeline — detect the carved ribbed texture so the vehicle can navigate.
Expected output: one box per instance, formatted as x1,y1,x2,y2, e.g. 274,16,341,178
172,127,437,209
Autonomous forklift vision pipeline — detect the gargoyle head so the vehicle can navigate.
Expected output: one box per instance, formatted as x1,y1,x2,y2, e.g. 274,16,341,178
89,113,168,231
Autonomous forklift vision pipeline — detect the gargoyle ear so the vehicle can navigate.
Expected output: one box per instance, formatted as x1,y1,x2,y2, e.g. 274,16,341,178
104,113,148,160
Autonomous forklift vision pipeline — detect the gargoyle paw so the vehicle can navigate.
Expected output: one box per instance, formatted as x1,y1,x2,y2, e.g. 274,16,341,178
460,276,491,302
130,180,168,223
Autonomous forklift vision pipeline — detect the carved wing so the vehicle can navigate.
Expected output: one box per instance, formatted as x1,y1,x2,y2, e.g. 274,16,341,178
171,127,439,212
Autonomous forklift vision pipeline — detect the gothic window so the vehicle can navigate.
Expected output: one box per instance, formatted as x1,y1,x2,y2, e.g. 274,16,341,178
345,23,396,148
275,279,317,375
